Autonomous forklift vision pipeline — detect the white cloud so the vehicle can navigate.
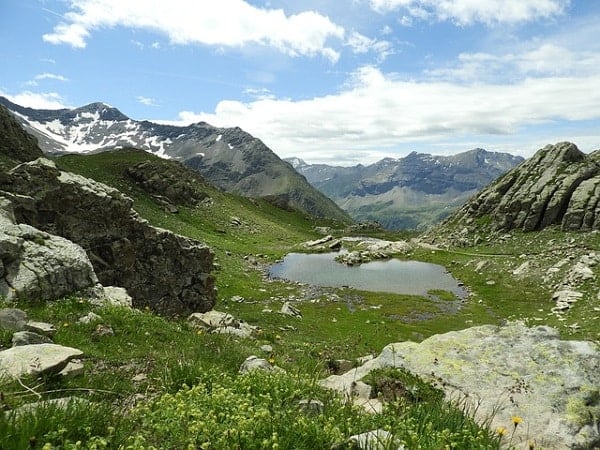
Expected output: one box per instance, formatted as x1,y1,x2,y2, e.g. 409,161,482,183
43,0,344,62
34,73,69,82
1,91,68,109
426,43,600,82
165,65,600,164
346,31,394,61
369,0,570,25
137,96,158,106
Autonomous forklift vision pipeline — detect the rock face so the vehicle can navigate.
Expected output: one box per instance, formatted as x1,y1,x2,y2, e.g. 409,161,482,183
441,142,600,232
1,158,216,315
321,322,600,450
1,197,99,301
0,104,42,164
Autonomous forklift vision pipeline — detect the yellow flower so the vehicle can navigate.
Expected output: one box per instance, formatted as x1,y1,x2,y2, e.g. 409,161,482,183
512,416,523,427
496,426,507,436
63,322,69,327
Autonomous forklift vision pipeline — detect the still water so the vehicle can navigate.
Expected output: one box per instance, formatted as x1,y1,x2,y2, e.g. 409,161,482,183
269,252,467,297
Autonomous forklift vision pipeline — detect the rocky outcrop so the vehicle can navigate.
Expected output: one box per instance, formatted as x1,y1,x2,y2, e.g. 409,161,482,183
438,142,600,233
124,157,210,207
321,322,600,450
0,104,42,164
1,197,99,302
187,310,258,338
1,158,216,315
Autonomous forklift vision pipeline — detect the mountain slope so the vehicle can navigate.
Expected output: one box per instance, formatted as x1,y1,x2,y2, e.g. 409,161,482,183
286,149,523,230
0,96,350,223
0,104,43,166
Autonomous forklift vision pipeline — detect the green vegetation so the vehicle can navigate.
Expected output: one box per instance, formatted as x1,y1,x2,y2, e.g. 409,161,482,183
1,149,597,448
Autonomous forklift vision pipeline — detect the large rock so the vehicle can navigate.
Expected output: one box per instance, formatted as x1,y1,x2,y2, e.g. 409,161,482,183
320,322,600,450
432,142,600,234
1,158,216,315
1,197,99,302
0,343,83,378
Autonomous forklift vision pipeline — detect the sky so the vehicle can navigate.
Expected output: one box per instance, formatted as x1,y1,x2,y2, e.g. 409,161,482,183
1,0,600,165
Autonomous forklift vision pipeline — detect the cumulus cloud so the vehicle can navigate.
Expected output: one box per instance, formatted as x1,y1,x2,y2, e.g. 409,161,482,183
165,64,600,164
369,0,570,25
43,0,344,62
2,91,69,109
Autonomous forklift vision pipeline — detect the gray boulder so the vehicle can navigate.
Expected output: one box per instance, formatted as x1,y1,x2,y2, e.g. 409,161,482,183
12,331,52,346
0,343,84,378
320,322,600,450
0,308,28,331
1,158,216,315
188,310,258,339
1,197,99,302
280,301,302,318
239,356,280,374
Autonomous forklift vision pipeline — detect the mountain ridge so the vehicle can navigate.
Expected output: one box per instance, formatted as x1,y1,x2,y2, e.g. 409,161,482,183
0,96,350,223
286,148,523,229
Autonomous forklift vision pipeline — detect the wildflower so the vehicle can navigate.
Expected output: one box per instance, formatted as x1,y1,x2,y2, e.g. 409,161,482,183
496,427,507,436
511,416,523,427
197,329,203,335
268,358,275,364
63,322,69,327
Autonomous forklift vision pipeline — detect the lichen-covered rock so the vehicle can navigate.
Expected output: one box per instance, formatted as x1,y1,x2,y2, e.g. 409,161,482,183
320,322,600,450
431,142,600,235
1,158,216,315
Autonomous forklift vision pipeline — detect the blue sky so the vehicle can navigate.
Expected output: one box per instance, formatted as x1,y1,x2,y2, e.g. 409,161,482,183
1,0,600,165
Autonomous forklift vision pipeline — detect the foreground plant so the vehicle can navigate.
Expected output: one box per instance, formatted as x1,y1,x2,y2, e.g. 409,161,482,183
125,366,501,450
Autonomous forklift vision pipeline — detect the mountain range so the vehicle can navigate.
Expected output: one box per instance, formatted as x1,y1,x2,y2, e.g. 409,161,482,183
2,95,527,230
0,96,350,223
286,150,523,229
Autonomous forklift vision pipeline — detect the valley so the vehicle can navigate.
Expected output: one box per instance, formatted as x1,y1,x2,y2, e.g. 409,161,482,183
0,104,599,449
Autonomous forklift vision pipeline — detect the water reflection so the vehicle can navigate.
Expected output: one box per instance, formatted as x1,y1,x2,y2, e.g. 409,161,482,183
269,252,466,298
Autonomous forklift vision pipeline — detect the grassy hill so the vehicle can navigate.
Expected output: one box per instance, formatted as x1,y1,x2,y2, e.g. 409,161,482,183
2,149,598,449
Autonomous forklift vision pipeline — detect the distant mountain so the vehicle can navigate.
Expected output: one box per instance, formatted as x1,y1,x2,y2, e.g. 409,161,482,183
286,149,523,230
0,96,350,223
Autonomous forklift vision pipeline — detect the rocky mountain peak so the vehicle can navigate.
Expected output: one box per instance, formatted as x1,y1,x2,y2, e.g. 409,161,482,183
73,102,128,122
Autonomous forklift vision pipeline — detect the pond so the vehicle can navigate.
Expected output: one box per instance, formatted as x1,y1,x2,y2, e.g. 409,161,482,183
268,252,467,298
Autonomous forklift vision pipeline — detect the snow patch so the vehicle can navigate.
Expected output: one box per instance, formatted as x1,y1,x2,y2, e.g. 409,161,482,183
228,143,234,150
216,134,222,142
